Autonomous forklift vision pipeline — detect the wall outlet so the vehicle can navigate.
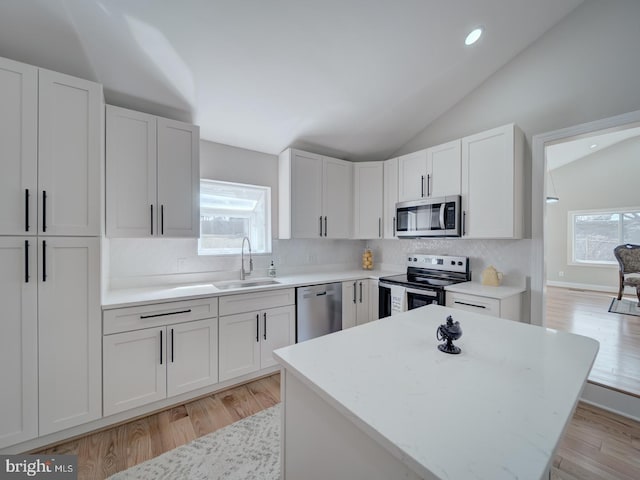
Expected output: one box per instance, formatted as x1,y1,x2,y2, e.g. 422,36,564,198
558,271,564,277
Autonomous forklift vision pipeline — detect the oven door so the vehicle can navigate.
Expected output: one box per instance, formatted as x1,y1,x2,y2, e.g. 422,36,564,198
406,287,443,309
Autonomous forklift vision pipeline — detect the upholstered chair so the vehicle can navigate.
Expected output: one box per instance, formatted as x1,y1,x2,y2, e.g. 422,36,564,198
613,244,640,304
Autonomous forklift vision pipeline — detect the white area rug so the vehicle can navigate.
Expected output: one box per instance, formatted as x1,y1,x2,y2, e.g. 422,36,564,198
608,297,640,317
109,405,280,480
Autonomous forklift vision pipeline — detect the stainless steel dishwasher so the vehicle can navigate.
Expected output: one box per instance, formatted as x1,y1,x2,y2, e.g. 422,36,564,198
296,282,342,342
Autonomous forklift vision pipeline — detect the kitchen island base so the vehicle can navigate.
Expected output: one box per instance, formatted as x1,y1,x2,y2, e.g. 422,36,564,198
282,370,424,480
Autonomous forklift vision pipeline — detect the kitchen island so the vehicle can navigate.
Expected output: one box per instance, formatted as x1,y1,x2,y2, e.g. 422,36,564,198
273,305,598,480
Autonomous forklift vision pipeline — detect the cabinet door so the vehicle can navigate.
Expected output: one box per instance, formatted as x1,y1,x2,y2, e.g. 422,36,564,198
0,58,37,236
0,238,38,448
157,117,200,237
355,280,370,326
106,106,157,237
427,139,461,197
341,281,357,329
290,150,323,238
354,162,383,239
38,69,102,236
462,124,522,238
167,318,219,397
323,157,353,239
260,305,296,369
398,149,427,201
368,279,380,323
38,237,101,434
103,327,167,416
383,158,399,239
219,312,261,381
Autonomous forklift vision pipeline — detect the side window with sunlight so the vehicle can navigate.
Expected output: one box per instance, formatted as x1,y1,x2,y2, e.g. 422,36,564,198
198,179,271,255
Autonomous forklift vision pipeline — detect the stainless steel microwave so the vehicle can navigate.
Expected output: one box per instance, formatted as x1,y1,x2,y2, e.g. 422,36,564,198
396,196,461,238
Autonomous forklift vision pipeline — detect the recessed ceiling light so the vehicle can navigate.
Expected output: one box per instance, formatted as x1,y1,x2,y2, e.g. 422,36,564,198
465,27,483,46
589,143,598,149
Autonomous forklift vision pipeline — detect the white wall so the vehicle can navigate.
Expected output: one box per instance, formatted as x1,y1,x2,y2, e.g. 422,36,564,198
108,140,363,288
546,137,640,289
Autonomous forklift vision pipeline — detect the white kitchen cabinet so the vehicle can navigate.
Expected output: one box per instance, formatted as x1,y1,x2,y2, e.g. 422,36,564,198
103,317,219,416
383,158,399,239
219,289,296,381
0,237,38,449
106,105,200,238
0,59,101,237
398,149,427,201
446,291,522,322
354,162,383,239
461,124,524,239
38,237,101,435
0,58,37,236
369,279,380,322
38,69,102,236
279,148,353,239
342,279,373,328
426,139,461,198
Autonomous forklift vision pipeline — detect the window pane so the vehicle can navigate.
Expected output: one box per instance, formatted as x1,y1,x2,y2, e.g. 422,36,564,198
573,213,619,262
622,212,640,244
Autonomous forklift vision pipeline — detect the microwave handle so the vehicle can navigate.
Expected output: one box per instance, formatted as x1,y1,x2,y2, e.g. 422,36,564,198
439,203,446,229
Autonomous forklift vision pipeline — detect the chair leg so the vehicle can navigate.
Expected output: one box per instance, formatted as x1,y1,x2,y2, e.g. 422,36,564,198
618,273,624,300
636,286,640,306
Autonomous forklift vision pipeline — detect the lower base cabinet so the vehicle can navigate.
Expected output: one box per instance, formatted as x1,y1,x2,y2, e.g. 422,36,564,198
219,305,295,381
342,279,379,329
445,291,522,321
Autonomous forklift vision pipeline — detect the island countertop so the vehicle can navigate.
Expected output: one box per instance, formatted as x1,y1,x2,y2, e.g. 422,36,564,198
274,305,599,480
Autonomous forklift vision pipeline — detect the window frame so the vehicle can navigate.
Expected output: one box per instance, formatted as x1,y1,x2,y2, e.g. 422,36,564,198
567,206,640,267
198,179,272,256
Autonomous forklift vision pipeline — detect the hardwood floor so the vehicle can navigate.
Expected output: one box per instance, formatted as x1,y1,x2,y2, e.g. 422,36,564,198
34,374,280,480
545,286,640,397
33,371,640,479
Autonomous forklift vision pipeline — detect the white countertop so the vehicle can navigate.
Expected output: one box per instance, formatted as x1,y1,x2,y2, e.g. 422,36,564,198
274,305,598,480
102,269,400,309
444,281,526,299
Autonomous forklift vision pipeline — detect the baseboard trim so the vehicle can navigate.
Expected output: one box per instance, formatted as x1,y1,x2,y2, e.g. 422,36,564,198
581,382,640,422
546,280,631,294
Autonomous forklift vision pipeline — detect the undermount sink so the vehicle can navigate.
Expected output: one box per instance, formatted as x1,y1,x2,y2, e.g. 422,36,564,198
213,278,280,290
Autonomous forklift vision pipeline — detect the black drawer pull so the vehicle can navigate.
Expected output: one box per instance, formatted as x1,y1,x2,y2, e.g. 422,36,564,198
140,309,192,319
454,300,486,309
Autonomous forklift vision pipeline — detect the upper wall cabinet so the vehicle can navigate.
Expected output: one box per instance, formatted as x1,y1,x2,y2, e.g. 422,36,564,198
397,139,461,202
354,162,383,239
279,149,353,239
106,105,200,238
0,58,102,236
461,124,524,239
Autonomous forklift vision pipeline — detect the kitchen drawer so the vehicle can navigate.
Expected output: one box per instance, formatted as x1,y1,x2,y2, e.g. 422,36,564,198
103,297,218,335
219,288,295,316
446,292,500,316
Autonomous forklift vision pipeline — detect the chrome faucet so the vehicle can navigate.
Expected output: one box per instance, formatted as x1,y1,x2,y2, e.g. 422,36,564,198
240,236,253,280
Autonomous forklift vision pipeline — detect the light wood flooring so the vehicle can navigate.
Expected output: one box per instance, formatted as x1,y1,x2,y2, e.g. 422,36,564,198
34,371,640,480
545,286,640,397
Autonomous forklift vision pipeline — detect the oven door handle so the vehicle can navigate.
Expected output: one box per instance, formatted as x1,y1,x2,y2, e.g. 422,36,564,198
405,287,437,297
439,203,446,229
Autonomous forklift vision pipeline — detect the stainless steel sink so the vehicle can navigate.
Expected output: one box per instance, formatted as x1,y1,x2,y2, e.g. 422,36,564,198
213,278,280,290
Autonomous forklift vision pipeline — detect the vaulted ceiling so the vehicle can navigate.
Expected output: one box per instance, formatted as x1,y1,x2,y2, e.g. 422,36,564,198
0,0,582,160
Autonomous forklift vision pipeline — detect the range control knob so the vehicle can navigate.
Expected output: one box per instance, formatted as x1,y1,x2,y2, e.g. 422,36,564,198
458,261,463,266
451,261,455,265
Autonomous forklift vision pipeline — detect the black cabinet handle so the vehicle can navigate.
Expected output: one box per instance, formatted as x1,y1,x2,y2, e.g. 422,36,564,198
319,216,323,236
324,216,327,237
150,205,154,235
359,281,363,303
427,174,431,197
140,309,191,319
378,217,382,237
421,176,424,197
256,314,259,342
42,240,47,282
25,189,30,232
353,281,356,304
171,328,174,363
393,216,396,237
25,240,30,283
462,211,466,236
160,330,163,365
42,190,47,232
161,205,164,235
263,312,267,340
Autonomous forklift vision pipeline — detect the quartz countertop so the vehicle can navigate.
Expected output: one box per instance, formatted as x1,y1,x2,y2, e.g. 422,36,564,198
444,281,526,299
273,305,598,480
102,269,400,309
